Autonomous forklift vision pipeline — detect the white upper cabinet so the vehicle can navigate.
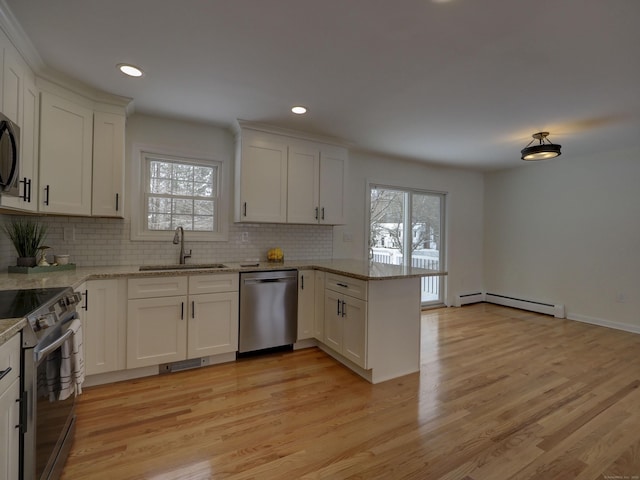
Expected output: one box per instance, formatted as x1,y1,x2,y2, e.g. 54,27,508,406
287,143,320,223
287,142,347,225
0,44,39,211
235,123,348,225
92,111,125,217
318,146,347,225
39,91,93,215
235,129,288,223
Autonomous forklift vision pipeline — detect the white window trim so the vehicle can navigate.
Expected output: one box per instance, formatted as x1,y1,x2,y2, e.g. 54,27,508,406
130,143,229,242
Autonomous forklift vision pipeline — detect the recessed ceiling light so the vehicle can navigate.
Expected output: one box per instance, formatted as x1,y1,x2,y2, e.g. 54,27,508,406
117,63,144,78
291,106,307,115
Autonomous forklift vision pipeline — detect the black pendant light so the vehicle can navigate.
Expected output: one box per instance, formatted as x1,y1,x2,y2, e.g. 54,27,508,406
520,132,561,161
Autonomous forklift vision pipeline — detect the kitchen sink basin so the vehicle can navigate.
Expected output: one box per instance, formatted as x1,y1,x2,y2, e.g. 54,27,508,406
139,263,228,271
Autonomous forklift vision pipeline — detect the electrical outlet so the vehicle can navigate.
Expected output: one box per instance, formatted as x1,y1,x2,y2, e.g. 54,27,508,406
241,232,249,243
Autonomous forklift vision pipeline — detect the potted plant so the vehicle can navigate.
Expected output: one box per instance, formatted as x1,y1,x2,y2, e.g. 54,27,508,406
2,217,48,267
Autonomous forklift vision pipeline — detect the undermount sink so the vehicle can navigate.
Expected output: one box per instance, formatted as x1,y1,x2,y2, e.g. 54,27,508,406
139,263,228,271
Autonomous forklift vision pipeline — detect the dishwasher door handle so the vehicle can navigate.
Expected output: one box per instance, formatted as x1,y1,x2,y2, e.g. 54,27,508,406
244,278,294,285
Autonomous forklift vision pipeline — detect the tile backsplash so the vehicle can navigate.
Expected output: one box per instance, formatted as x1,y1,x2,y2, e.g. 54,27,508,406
0,215,333,271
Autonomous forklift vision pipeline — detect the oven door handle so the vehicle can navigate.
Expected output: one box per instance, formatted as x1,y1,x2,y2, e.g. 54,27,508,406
35,328,74,364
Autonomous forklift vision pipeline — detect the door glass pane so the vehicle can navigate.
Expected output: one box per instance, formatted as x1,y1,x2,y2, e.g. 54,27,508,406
370,187,406,266
370,185,445,306
411,193,442,304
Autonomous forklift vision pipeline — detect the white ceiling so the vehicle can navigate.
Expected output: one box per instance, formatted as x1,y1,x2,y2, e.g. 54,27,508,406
5,0,640,170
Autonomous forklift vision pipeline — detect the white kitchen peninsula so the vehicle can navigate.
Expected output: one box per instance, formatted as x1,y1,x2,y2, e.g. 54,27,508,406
0,260,445,384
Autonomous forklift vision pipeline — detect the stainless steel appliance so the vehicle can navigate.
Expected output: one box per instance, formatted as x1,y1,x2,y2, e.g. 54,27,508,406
0,287,82,480
238,270,298,353
0,111,21,197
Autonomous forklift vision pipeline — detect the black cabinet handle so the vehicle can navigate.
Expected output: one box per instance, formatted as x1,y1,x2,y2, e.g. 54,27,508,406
301,275,304,290
315,207,319,220
81,289,88,310
337,299,341,316
27,178,32,203
44,185,50,206
115,193,119,211
243,202,247,217
341,300,346,317
20,177,28,201
337,282,348,288
181,302,184,320
0,367,11,381
191,301,195,319
322,207,325,220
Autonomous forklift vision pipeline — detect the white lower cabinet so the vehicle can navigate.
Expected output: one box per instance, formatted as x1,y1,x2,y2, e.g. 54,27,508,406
297,269,315,340
323,274,368,369
188,291,238,358
77,279,126,375
0,334,20,480
127,274,239,369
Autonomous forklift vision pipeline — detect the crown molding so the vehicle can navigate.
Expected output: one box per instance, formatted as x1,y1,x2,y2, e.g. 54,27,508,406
235,119,352,148
0,0,45,72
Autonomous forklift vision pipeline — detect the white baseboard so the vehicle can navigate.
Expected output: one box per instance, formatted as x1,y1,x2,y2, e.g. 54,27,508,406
568,313,640,335
485,293,565,318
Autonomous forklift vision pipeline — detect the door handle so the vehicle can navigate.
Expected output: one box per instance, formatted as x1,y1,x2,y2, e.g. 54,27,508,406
301,275,304,290
44,185,50,206
191,301,195,319
337,299,341,316
0,366,11,381
243,202,247,217
81,289,88,310
115,193,119,211
181,302,184,320
341,300,346,317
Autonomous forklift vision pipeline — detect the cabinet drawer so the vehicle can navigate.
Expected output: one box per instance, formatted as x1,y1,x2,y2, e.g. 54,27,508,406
128,276,188,299
325,273,367,301
0,333,20,391
189,274,239,295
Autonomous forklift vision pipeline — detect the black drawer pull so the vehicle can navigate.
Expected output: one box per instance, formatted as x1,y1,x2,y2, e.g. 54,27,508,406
0,367,12,381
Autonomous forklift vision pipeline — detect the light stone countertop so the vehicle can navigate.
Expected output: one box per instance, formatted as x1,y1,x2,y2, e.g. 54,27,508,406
0,259,447,344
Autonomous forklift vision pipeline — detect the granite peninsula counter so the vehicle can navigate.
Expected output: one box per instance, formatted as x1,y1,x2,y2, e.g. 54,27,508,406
0,261,446,382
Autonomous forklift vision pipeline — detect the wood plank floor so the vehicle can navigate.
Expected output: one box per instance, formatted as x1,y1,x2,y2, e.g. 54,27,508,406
61,304,640,479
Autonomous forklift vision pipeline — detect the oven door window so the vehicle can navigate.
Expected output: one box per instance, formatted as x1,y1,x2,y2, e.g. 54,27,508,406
36,340,75,478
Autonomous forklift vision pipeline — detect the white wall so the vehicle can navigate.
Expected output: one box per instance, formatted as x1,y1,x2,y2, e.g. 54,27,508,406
333,150,485,306
484,147,640,330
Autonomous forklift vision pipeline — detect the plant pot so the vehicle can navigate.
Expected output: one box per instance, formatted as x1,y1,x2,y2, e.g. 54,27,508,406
17,257,37,267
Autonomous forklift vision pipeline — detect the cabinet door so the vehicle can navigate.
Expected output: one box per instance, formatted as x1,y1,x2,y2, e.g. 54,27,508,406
342,296,367,369
92,111,125,217
0,52,39,211
39,91,93,215
313,271,325,341
237,132,287,222
297,269,315,340
287,145,319,224
2,48,22,125
82,279,120,375
323,290,343,352
188,292,239,358
127,296,188,368
0,378,20,480
319,149,347,225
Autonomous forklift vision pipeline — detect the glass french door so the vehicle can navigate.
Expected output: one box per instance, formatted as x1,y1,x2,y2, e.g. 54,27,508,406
369,184,445,306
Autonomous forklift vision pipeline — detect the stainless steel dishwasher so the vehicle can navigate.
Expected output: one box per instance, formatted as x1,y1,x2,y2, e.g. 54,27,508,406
239,270,298,353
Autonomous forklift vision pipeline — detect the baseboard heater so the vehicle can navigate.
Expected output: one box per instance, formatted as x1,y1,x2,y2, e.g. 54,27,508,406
485,293,565,318
454,292,484,307
159,357,210,374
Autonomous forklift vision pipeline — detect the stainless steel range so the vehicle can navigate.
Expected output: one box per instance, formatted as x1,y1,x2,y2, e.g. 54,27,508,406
0,287,83,480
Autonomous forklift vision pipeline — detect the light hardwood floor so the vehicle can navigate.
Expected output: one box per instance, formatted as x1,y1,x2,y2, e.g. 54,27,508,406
61,304,640,479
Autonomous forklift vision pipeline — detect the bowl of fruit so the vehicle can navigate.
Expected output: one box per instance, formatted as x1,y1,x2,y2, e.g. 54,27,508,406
267,247,284,263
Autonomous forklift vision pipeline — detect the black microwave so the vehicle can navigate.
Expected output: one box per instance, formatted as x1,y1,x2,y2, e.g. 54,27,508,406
0,112,20,196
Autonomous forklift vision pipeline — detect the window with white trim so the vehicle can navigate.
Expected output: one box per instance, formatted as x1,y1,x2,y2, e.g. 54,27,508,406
131,149,227,241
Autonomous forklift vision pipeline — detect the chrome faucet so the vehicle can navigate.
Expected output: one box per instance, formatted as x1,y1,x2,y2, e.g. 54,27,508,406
172,226,192,264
